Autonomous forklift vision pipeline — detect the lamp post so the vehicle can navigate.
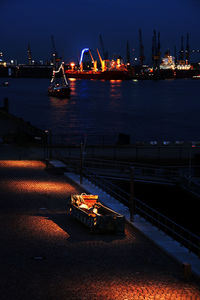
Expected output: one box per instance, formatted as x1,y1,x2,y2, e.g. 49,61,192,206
188,147,192,186
49,129,52,159
44,130,49,166
188,143,198,186
70,62,75,71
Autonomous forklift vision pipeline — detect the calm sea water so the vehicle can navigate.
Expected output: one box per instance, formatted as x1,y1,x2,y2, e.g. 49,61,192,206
0,77,200,144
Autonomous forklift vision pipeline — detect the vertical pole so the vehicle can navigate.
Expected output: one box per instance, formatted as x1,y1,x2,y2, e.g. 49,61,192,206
44,130,49,167
49,129,52,159
43,132,46,161
130,166,135,222
80,142,83,184
188,147,192,186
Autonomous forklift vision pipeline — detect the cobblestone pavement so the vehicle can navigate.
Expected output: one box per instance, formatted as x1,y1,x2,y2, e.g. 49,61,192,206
0,160,200,300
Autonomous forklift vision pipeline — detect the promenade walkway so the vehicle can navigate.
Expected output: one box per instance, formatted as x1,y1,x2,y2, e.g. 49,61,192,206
0,159,200,299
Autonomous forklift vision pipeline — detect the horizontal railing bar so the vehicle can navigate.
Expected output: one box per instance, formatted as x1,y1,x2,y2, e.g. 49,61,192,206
64,160,200,254
136,207,199,249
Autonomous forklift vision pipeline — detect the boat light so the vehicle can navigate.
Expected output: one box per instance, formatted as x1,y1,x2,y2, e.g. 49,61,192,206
70,62,75,71
93,208,98,214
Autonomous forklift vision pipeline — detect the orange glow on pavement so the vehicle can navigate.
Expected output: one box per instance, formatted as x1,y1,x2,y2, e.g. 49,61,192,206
0,160,45,169
17,215,70,239
4,180,76,194
60,278,200,300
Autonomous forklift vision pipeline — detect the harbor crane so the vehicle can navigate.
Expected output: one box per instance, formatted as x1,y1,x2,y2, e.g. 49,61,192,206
179,35,184,61
79,48,97,72
88,49,97,72
126,41,130,66
185,33,190,62
27,42,32,65
99,34,108,60
51,35,60,68
97,48,106,72
152,30,161,70
139,29,145,66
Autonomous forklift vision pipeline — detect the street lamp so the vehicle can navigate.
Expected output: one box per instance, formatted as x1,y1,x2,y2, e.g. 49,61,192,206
188,143,199,186
70,62,75,71
44,130,49,166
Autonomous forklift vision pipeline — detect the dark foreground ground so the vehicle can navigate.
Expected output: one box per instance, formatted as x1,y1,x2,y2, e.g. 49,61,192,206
0,160,200,300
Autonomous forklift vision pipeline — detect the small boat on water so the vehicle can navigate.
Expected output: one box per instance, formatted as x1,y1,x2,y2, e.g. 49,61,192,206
2,81,9,87
48,63,70,98
67,193,125,234
192,75,200,79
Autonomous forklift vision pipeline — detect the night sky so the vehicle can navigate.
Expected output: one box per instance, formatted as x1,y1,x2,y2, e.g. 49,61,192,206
1,0,200,64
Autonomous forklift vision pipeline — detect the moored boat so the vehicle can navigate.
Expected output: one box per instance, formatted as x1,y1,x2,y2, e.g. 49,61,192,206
48,63,70,98
48,84,70,97
2,81,9,87
192,74,200,79
67,193,125,234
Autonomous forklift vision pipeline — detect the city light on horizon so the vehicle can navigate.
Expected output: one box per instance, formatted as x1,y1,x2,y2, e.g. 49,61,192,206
1,0,200,64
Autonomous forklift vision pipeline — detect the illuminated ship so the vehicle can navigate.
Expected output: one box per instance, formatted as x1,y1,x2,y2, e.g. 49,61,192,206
160,55,176,70
2,81,9,87
65,48,134,80
192,75,200,79
67,193,125,233
48,63,71,98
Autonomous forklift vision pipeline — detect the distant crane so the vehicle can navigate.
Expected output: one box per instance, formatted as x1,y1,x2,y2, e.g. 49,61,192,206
179,35,184,61
152,33,155,64
88,49,97,72
79,48,97,72
174,45,177,64
51,35,59,68
157,31,161,62
27,42,32,65
185,32,190,62
152,30,161,69
139,29,145,66
126,41,130,66
97,48,106,71
99,34,108,60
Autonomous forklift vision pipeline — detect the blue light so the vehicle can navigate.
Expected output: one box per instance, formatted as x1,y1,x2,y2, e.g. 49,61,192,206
79,48,89,65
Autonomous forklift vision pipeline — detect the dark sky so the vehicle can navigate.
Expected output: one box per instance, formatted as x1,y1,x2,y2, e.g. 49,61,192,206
1,0,200,64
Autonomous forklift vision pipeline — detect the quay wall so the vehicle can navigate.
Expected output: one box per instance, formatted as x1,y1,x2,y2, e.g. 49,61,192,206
0,100,44,143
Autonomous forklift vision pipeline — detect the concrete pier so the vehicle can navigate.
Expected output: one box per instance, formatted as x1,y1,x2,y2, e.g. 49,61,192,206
0,159,199,299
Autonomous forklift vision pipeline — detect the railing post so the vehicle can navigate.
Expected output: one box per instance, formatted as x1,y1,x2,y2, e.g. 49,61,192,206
198,240,200,258
129,166,135,222
49,129,52,159
44,130,49,162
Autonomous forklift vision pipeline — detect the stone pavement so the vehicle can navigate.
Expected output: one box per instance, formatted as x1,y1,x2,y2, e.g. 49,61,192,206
0,160,200,300
64,170,200,278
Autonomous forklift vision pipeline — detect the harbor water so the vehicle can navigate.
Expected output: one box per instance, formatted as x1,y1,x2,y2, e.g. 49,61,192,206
1,77,200,144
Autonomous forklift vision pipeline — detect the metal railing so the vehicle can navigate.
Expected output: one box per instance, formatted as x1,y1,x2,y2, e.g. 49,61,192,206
62,156,179,183
64,158,200,257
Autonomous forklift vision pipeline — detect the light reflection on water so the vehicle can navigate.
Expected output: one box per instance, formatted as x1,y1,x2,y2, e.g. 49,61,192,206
1,77,200,144
110,80,122,101
68,78,77,97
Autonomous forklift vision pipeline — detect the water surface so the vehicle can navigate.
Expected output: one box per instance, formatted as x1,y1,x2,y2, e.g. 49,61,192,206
0,77,200,144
